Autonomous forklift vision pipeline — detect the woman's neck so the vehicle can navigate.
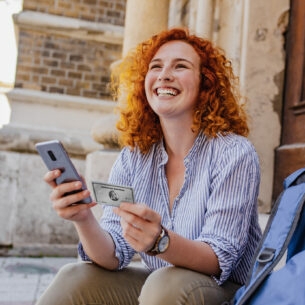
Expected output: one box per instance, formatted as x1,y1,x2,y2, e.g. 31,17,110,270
161,119,199,158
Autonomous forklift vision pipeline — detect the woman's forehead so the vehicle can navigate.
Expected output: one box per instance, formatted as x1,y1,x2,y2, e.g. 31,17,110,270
152,40,200,63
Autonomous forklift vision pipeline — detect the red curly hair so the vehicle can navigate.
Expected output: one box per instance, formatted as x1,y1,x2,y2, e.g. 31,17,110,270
111,27,249,154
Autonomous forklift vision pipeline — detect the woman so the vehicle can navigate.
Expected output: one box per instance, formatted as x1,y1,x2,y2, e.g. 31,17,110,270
36,28,262,305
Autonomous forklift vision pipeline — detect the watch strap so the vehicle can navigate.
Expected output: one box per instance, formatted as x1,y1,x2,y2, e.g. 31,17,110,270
146,225,169,256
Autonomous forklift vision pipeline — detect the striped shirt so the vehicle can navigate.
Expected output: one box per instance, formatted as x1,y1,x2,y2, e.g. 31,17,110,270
79,132,262,285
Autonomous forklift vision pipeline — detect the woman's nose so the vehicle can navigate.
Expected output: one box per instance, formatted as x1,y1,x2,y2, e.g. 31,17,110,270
158,68,173,81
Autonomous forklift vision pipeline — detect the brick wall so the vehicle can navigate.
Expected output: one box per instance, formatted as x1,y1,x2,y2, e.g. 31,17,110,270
23,0,126,26
14,0,126,99
15,29,122,98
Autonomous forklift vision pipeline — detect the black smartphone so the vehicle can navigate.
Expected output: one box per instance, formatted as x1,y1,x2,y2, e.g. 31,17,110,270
35,139,92,204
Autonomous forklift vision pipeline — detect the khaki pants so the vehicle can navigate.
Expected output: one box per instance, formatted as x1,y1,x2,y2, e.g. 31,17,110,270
36,262,240,305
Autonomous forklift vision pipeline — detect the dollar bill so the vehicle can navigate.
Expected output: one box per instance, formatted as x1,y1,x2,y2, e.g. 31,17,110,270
91,181,134,207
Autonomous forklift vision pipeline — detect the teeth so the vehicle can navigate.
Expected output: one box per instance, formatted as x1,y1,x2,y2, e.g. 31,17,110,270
157,88,178,96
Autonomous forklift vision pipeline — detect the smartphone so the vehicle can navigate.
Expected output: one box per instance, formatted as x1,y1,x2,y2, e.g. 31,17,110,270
35,139,92,204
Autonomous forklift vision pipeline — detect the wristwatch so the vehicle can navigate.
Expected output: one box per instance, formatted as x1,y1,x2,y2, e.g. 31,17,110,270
146,225,170,256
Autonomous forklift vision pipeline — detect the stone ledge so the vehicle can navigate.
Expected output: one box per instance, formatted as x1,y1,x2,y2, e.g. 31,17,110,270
13,11,124,44
0,125,103,157
0,244,78,258
1,88,117,155
6,88,116,112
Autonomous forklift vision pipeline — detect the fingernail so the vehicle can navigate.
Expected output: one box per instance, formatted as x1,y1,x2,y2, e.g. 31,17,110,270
75,181,82,188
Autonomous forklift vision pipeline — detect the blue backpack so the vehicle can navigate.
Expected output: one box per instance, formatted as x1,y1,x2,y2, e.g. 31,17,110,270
227,167,305,305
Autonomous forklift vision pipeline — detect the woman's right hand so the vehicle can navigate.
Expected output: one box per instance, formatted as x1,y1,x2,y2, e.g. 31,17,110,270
44,169,97,222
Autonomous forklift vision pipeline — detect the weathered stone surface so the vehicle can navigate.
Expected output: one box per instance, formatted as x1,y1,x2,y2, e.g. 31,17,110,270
0,151,83,251
0,151,19,245
91,114,120,149
0,149,118,255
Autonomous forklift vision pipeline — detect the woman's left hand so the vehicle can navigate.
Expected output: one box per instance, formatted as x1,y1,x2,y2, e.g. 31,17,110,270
113,202,162,253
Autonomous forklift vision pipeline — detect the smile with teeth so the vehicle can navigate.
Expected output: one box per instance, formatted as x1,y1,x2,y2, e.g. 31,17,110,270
156,88,179,96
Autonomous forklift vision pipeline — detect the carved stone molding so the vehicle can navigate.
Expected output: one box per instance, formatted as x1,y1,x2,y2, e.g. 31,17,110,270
13,11,124,44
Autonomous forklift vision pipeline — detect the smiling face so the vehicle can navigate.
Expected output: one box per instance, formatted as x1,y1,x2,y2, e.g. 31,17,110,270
144,40,201,123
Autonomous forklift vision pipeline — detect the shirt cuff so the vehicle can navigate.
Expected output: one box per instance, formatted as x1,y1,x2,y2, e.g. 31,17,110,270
77,242,92,262
200,237,237,285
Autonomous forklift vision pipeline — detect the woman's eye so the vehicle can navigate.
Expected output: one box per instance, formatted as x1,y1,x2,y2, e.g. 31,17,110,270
149,64,162,70
176,64,187,69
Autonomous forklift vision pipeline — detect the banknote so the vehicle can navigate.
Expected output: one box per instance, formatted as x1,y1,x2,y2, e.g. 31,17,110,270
91,181,134,207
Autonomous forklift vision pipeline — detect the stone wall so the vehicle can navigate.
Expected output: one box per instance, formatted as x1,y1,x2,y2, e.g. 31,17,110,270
0,150,82,256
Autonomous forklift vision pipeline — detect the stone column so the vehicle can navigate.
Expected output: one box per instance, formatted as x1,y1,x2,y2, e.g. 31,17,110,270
216,0,244,74
187,0,215,39
123,0,170,55
195,0,214,39
239,0,289,212
168,0,187,28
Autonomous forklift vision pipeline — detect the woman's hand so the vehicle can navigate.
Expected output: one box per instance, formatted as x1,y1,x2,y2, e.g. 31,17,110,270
113,202,162,253
44,169,96,222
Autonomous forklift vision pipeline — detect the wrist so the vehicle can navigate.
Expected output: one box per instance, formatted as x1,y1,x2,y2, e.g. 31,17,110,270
146,225,170,256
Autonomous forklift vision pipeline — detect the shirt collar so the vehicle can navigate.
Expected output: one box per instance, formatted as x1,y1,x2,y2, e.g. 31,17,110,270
156,131,207,166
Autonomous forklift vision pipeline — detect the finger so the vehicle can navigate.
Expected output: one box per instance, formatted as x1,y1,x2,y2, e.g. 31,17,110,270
119,202,160,223
61,202,96,216
120,218,158,252
56,202,96,220
114,205,161,240
115,207,161,247
120,218,145,245
51,182,91,207
44,170,61,188
114,206,146,230
120,215,142,232
50,180,81,200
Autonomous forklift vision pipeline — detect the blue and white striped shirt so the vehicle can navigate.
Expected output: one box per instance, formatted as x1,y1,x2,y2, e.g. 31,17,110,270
79,132,262,285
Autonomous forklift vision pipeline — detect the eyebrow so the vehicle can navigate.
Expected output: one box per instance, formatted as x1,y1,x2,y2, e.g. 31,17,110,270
149,58,195,66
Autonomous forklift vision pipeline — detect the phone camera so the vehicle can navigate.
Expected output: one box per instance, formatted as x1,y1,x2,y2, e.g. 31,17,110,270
47,150,57,161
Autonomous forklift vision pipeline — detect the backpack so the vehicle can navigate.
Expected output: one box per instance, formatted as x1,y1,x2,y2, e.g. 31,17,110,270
225,167,305,305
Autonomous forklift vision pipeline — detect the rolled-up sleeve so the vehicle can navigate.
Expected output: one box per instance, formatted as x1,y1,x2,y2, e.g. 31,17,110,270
100,206,136,269
77,148,136,269
77,208,136,269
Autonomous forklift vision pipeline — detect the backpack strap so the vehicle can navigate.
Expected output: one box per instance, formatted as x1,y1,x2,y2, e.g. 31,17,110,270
284,167,305,188
234,167,305,305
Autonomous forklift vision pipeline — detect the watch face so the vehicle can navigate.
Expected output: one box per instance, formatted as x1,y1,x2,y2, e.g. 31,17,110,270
158,235,170,252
